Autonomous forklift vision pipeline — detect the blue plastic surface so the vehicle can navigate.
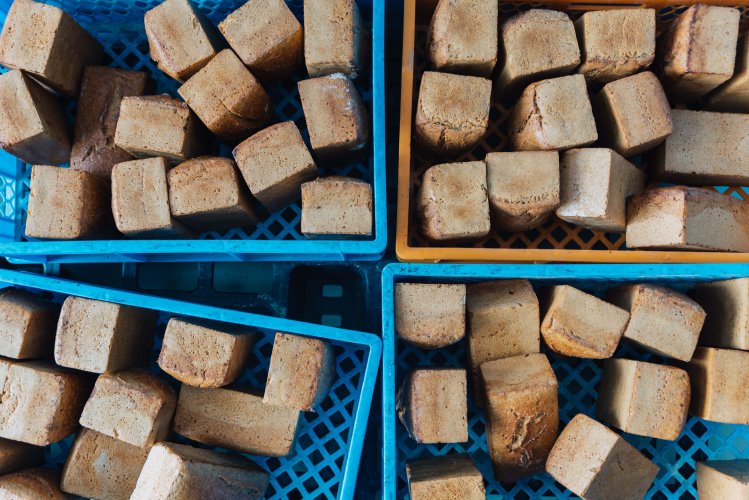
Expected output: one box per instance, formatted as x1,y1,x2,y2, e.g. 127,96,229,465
0,268,382,500
0,0,386,263
382,263,749,499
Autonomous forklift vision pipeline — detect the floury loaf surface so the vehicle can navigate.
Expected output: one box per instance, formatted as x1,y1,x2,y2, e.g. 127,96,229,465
575,9,655,84
658,4,740,103
626,187,749,252
427,0,498,77
497,9,580,95
414,71,491,156
485,152,559,231
417,161,490,242
509,75,597,151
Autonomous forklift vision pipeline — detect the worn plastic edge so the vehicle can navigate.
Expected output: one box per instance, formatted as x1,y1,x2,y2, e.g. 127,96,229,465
0,268,382,500
395,245,749,263
0,238,385,263
380,262,749,499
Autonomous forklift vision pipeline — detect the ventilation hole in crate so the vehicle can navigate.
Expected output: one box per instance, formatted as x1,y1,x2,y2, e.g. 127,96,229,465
302,477,317,492
678,434,694,451
513,490,530,500
428,350,447,365
320,314,342,327
297,433,314,452
339,355,357,373
277,471,293,489
319,435,342,460
334,384,351,402
339,427,350,444
313,423,329,440
320,465,335,482
691,420,708,437
666,481,681,494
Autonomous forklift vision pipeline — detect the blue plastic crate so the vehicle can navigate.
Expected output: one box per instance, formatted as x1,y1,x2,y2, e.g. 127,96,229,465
27,260,387,333
381,263,749,499
0,0,386,263
0,268,381,499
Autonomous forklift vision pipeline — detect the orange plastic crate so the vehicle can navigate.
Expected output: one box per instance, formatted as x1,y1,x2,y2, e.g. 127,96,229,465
396,0,749,263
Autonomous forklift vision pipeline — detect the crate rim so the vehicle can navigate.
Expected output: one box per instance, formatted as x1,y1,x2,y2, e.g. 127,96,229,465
0,0,387,264
0,267,382,500
380,262,749,499
396,0,749,264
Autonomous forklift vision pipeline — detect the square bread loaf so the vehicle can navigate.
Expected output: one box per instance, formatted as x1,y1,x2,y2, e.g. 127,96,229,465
546,414,659,499
497,9,580,95
594,71,672,157
597,359,690,440
71,67,150,178
298,74,368,158
0,288,57,360
157,317,255,389
79,369,176,448
114,95,203,164
173,385,300,457
706,34,749,112
607,284,704,361
304,0,363,78
509,74,597,151
626,186,749,252
417,161,490,242
557,148,644,232
25,165,111,240
219,0,303,82
406,454,485,500
481,353,558,482
427,0,498,77
55,296,156,373
541,285,629,358
263,332,335,411
111,157,191,239
301,176,373,237
144,0,223,82
485,151,559,231
0,0,102,97
233,121,318,213
179,49,271,142
168,156,258,233
683,347,749,424
0,70,71,165
694,278,749,350
575,9,655,84
61,428,150,500
394,282,466,349
414,71,492,156
658,4,740,103
131,443,269,500
0,361,91,446
651,109,749,186
697,460,749,499
0,468,66,499
397,368,468,444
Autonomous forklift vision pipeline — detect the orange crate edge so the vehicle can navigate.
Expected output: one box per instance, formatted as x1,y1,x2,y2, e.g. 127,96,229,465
396,0,749,264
